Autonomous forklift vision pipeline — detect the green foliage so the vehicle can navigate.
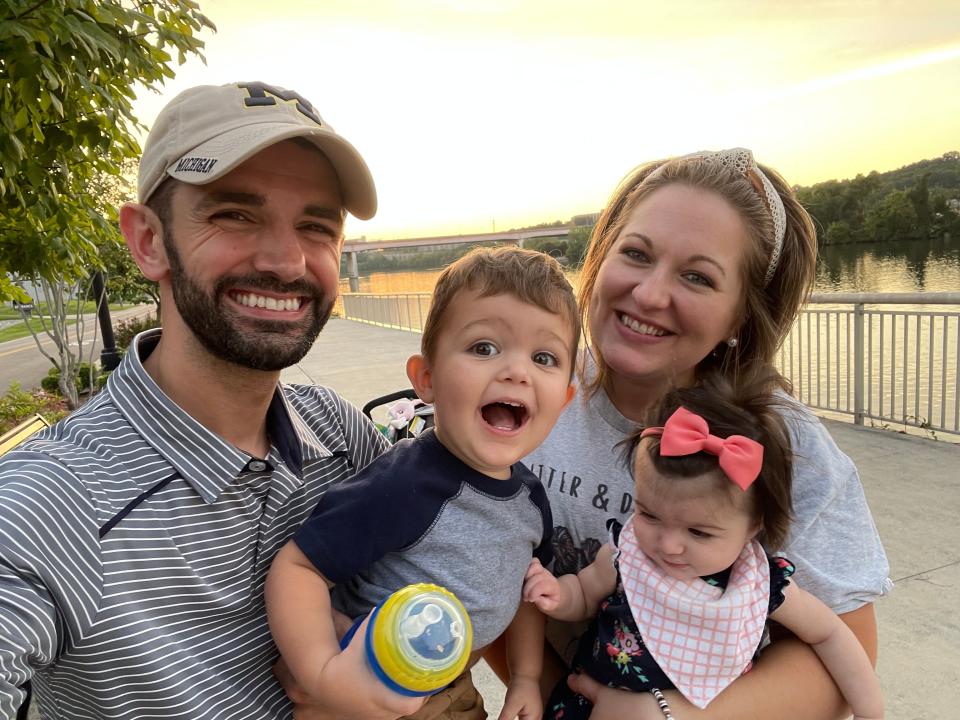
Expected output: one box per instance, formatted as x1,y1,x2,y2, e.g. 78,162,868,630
796,152,960,244
343,243,498,274
864,190,920,243
115,313,160,351
565,225,592,266
0,383,68,435
41,362,98,395
0,0,215,294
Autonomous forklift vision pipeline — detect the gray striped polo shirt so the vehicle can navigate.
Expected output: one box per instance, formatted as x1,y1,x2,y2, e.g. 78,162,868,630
0,329,388,719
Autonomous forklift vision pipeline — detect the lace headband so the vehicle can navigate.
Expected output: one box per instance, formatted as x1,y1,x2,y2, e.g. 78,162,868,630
649,148,786,285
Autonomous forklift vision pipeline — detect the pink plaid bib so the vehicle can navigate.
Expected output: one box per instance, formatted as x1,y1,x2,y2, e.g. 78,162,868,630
616,517,770,709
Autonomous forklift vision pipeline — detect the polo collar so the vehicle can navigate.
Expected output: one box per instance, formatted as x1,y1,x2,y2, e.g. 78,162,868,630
109,329,332,503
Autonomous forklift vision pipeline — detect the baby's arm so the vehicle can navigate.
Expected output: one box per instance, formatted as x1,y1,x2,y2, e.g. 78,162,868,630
265,544,426,720
498,601,545,720
265,541,342,694
522,543,617,621
770,581,884,720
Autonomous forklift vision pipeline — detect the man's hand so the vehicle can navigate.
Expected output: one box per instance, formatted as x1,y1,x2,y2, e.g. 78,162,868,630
497,675,543,720
273,614,428,719
522,559,563,613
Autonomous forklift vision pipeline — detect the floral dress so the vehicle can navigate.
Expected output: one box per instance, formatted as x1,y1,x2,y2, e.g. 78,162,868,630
546,521,795,720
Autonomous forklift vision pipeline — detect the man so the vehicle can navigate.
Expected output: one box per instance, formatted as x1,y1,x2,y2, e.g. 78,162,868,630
0,81,420,719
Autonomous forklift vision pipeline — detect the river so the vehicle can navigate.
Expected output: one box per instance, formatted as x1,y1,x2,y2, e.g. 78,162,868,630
339,235,960,296
337,236,960,435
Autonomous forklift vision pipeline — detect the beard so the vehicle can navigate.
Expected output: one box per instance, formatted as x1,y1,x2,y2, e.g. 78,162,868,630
164,234,334,371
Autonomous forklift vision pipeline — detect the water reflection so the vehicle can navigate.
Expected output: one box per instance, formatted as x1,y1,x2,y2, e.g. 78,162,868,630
341,237,960,296
815,235,960,293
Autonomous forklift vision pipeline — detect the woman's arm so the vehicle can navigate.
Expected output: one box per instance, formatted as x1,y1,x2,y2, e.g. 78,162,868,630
771,585,883,719
570,603,879,720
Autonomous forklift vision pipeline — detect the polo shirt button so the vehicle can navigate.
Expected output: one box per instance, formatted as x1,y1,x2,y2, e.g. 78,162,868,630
248,460,267,472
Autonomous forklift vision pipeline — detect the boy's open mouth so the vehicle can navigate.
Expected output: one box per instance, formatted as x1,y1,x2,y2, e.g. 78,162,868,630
480,401,528,431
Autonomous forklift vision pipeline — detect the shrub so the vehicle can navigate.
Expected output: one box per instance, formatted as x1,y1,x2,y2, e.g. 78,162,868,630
115,313,160,351
0,383,69,435
41,363,99,395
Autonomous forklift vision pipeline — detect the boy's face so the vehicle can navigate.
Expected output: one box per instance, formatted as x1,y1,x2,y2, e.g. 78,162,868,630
408,291,575,479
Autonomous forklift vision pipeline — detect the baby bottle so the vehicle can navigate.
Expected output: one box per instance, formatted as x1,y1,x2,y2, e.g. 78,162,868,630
340,583,473,696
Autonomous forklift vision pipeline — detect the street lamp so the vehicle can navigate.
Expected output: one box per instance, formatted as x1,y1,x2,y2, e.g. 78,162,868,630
91,271,121,371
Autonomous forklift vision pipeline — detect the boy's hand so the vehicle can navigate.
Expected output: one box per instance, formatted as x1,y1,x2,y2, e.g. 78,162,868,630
497,675,543,720
273,614,427,719
522,558,562,613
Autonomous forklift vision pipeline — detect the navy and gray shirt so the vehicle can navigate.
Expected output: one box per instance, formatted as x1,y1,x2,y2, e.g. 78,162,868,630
295,429,553,648
0,329,388,720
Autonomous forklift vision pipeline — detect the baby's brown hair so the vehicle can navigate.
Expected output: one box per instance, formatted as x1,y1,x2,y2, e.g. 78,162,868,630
420,246,581,377
625,368,794,549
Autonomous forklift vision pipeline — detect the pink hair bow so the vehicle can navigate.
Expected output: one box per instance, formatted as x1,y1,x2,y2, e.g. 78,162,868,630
640,407,764,491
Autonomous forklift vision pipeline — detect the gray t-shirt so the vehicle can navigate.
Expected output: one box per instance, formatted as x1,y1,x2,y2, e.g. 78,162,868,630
524,378,891,658
296,430,553,648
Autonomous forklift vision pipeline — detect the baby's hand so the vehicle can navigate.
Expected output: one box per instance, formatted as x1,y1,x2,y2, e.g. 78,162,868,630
497,675,542,720
522,558,562,613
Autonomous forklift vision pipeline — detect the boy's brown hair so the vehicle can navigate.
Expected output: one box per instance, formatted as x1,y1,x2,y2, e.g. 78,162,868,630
624,368,794,550
420,246,581,376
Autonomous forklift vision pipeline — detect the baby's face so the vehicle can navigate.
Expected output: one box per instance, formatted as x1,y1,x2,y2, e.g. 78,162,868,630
413,291,575,479
630,448,760,579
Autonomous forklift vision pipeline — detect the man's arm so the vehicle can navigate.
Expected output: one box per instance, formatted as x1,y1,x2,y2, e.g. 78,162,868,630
569,603,879,720
0,457,103,718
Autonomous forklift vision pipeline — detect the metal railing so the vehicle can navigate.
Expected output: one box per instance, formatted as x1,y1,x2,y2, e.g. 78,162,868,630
341,293,432,333
341,291,960,437
782,293,960,437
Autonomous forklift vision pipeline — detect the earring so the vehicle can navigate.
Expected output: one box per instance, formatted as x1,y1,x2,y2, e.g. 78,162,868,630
726,337,738,348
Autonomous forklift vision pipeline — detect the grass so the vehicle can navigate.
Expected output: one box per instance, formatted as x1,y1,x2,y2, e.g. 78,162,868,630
0,302,129,344
0,300,127,321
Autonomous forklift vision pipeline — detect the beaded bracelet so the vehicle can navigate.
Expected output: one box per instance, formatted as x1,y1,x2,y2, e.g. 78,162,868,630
650,688,674,720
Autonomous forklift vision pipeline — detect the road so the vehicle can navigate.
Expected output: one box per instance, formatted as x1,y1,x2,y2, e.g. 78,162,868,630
0,305,154,392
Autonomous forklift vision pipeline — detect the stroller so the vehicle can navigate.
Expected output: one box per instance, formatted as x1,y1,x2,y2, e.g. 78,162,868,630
362,389,435,444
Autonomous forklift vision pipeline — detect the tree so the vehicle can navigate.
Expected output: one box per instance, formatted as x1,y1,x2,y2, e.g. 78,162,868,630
1,0,213,404
565,225,592,266
0,0,215,295
907,174,932,236
864,190,919,243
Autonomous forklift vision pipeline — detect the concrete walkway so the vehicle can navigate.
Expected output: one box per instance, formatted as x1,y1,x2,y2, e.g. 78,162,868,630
284,318,960,720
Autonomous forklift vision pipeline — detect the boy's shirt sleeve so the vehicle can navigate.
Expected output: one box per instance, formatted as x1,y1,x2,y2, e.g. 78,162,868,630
528,477,554,567
293,439,439,583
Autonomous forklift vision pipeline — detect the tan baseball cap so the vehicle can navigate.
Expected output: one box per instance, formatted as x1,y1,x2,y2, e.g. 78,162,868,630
137,81,377,219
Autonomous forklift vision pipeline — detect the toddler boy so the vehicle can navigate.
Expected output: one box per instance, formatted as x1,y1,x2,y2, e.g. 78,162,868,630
266,246,580,720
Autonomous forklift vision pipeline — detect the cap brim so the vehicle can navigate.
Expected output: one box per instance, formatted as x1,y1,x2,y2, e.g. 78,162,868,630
165,122,377,220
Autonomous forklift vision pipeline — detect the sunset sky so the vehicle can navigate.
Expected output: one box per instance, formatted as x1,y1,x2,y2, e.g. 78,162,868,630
132,0,960,240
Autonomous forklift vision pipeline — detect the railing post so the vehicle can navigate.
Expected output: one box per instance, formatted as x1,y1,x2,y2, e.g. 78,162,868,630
853,302,865,425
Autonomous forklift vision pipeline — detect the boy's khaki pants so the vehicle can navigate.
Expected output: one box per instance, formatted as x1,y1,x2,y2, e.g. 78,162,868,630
404,671,487,720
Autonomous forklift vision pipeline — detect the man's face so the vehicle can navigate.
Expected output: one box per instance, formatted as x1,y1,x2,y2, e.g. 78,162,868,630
159,139,344,371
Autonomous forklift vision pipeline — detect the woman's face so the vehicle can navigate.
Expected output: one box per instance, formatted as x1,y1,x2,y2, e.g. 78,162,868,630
589,183,749,392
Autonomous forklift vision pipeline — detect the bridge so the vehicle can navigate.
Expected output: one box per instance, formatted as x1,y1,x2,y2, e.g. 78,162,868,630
341,226,571,290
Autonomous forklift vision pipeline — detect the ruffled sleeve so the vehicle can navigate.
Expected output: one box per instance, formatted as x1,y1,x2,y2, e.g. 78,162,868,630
768,554,796,614
605,518,623,564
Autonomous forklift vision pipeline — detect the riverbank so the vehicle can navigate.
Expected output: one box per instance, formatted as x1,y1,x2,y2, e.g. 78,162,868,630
284,317,960,719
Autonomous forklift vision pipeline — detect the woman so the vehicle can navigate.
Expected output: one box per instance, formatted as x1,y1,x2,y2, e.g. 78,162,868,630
493,148,890,719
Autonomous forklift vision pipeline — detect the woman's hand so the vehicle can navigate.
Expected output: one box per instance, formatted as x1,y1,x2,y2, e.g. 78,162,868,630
566,673,666,720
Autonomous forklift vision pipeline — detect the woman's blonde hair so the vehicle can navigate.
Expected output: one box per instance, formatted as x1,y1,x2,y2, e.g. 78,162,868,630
577,155,817,394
